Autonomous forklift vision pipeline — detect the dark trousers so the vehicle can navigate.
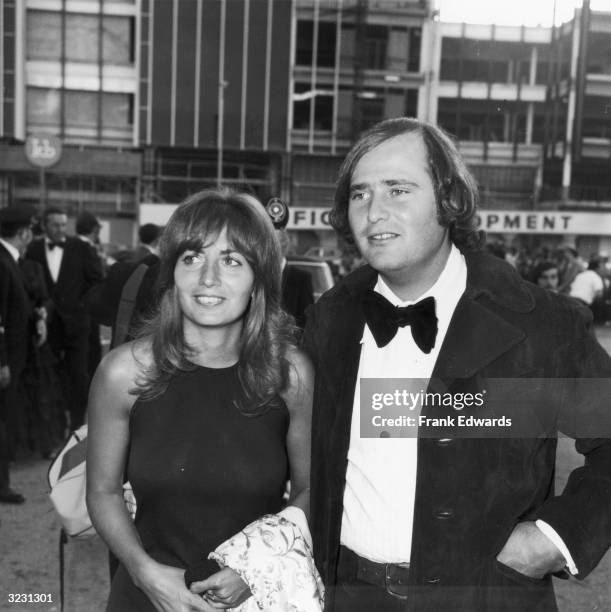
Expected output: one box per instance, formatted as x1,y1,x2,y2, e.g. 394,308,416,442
332,546,409,612
0,369,23,490
0,415,10,490
48,320,90,430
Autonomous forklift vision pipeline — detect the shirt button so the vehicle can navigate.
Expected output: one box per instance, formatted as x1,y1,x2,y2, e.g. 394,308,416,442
435,438,453,446
426,577,441,584
434,509,454,520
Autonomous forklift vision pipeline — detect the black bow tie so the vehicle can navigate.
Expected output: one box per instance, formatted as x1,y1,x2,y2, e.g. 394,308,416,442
362,290,438,353
48,241,65,250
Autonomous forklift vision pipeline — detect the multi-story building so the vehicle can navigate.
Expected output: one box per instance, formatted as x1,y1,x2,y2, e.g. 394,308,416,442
0,0,609,254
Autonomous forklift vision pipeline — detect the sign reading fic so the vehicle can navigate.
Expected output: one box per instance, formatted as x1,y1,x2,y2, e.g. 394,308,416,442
25,134,62,168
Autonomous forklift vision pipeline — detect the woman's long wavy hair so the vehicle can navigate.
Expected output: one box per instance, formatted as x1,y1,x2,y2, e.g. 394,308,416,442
331,117,483,252
133,188,297,414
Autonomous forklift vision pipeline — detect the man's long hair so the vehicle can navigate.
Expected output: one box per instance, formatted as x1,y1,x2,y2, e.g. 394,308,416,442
331,117,483,252
134,188,296,414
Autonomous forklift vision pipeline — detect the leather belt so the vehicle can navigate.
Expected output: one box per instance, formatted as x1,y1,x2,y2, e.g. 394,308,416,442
339,546,410,599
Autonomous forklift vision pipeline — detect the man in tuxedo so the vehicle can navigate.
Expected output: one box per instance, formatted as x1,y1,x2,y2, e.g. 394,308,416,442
26,206,103,430
0,208,36,503
303,118,611,611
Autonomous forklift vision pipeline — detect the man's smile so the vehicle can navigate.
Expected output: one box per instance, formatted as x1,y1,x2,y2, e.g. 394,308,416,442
367,232,399,242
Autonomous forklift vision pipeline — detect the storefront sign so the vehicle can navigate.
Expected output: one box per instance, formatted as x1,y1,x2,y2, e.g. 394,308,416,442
476,211,611,236
139,204,611,236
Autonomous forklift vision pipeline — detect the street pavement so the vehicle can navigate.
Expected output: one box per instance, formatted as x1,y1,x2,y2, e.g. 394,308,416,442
2,328,611,611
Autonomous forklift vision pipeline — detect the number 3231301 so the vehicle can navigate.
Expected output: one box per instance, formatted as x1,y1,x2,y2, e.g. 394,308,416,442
8,593,53,603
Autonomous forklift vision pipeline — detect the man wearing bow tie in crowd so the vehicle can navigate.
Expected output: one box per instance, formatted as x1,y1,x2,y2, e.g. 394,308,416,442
25,206,103,432
302,117,611,611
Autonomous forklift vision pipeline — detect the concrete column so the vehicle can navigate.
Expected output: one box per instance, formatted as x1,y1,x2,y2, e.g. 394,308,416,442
562,16,581,201
526,102,534,144
529,45,538,85
417,19,441,123
14,0,26,140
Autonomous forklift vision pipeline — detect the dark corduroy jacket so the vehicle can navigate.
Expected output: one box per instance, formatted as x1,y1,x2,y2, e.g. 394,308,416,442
302,250,611,612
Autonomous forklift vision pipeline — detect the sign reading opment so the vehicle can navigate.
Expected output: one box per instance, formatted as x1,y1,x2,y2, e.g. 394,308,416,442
476,211,611,236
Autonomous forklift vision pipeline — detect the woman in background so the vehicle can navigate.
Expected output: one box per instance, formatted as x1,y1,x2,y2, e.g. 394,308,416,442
87,189,313,612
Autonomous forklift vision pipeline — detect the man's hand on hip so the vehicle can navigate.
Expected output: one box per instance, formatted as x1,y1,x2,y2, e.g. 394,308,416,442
496,521,566,579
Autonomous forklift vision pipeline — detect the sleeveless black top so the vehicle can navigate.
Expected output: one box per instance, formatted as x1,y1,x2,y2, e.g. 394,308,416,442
107,364,289,611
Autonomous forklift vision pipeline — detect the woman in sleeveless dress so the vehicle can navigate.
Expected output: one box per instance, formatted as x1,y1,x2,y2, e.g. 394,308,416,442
86,189,313,612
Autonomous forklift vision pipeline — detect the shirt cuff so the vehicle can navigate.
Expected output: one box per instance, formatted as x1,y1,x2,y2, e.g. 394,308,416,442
278,505,312,549
535,519,578,575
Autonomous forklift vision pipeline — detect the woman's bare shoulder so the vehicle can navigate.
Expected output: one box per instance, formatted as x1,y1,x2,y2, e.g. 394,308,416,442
95,337,154,390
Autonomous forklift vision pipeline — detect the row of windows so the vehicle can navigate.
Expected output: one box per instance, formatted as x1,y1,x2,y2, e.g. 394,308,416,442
437,98,548,144
27,10,135,65
28,88,133,129
26,87,133,145
296,21,421,72
293,85,418,136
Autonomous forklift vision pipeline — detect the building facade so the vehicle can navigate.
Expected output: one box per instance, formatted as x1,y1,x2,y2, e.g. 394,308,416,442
0,0,609,254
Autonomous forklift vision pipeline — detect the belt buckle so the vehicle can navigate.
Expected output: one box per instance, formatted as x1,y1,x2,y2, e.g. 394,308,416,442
385,562,410,599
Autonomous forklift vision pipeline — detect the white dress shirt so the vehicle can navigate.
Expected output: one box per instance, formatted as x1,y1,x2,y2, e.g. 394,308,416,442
341,244,466,562
340,244,577,574
45,238,64,283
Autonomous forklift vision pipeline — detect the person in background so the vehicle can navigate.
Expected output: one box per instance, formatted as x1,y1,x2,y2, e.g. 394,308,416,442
76,211,102,251
569,255,607,320
557,246,585,294
87,189,314,611
0,207,35,504
25,206,104,431
265,198,314,332
532,261,560,292
278,229,314,331
76,211,106,381
303,117,611,611
131,223,161,263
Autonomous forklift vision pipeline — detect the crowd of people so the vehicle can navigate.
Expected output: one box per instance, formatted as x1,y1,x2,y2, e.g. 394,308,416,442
485,240,611,321
1,116,611,612
0,207,162,504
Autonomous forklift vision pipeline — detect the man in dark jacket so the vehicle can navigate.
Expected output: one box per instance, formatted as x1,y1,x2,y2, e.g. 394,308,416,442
25,206,103,430
0,207,36,503
302,118,611,611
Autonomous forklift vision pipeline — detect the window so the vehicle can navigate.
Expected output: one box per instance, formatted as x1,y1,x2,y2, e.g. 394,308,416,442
103,15,135,65
293,84,311,129
102,93,133,128
64,91,98,126
296,20,337,68
27,88,60,126
66,14,99,62
407,27,421,72
293,84,334,131
364,25,387,70
27,11,61,59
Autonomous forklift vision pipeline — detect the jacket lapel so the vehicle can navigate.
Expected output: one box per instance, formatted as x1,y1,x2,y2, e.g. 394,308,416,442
322,268,376,487
431,295,526,387
430,250,535,392
29,239,54,288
